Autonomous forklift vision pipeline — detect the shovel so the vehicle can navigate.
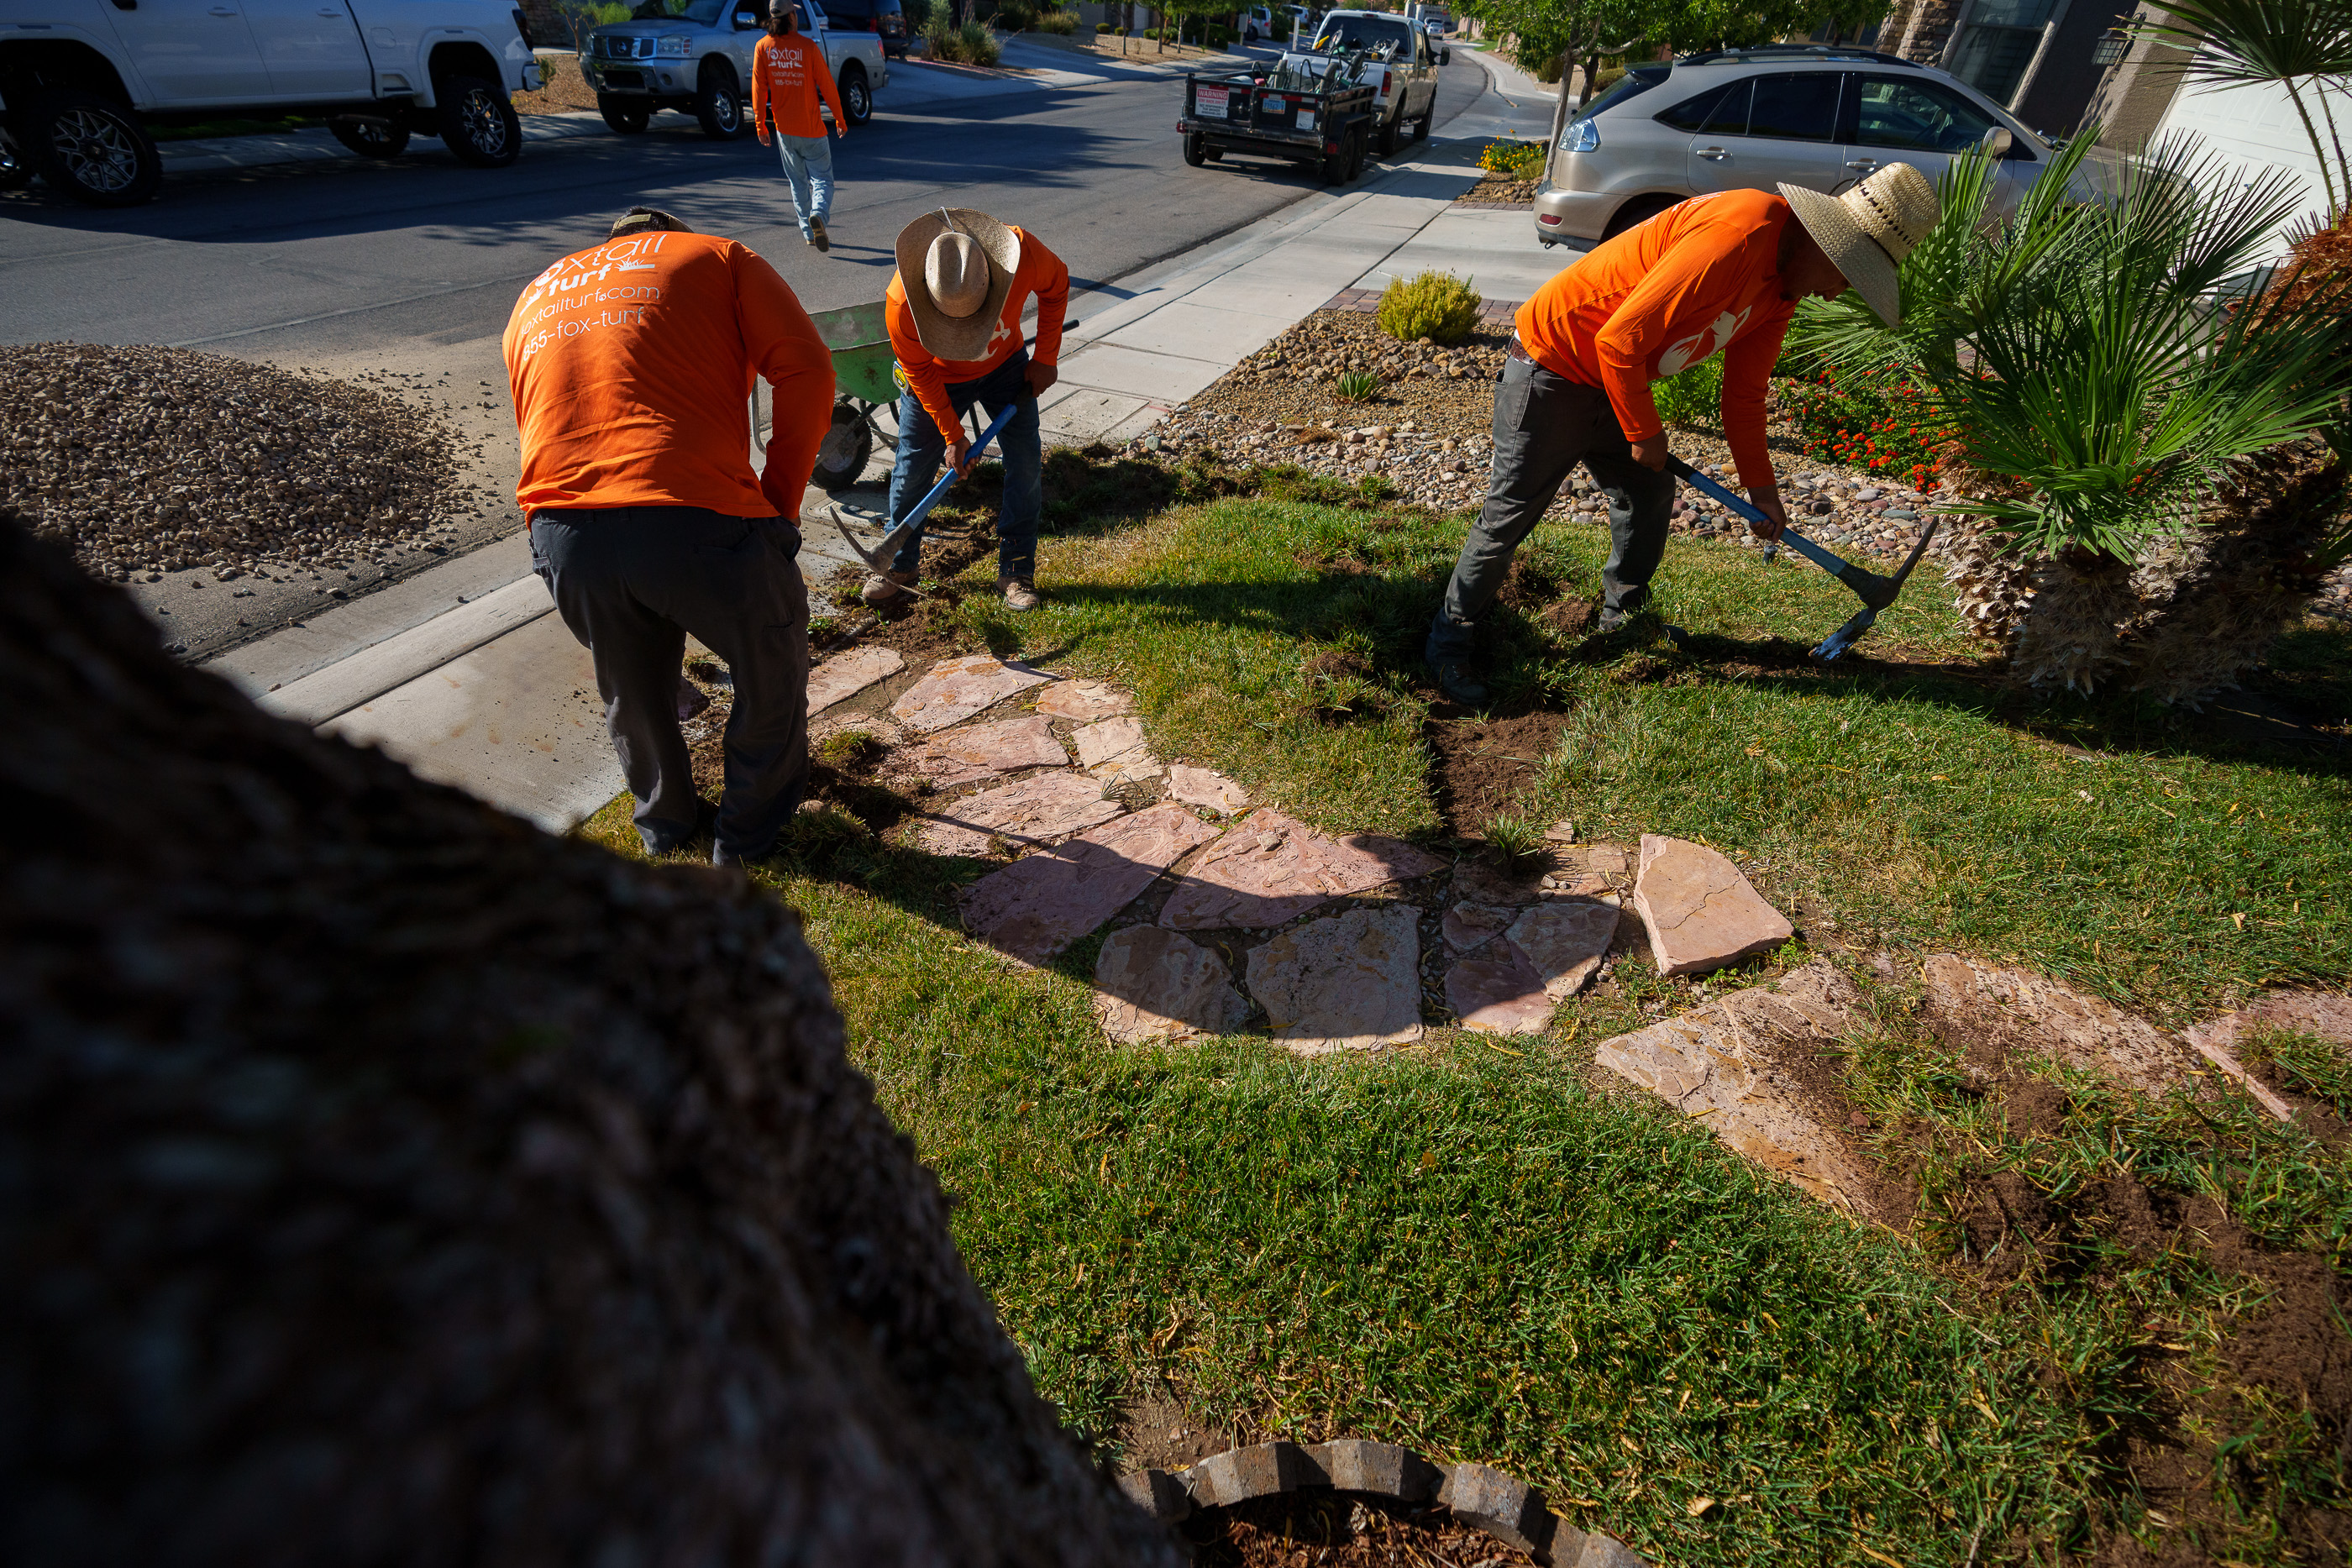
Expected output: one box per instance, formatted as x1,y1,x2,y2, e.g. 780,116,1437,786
828,400,1021,590
1666,456,1940,662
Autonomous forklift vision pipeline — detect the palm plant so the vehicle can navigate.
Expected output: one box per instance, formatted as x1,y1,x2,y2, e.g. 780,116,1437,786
2129,0,2352,223
1784,138,2352,700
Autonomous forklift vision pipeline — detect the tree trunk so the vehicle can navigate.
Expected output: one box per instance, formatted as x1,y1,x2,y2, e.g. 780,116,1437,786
0,517,1182,1568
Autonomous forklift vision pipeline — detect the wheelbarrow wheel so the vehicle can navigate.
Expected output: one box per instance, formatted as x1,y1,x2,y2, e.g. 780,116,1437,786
812,400,875,492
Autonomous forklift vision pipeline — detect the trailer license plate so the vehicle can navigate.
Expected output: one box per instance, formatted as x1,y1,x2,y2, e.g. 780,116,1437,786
1297,108,1316,132
1197,86,1230,116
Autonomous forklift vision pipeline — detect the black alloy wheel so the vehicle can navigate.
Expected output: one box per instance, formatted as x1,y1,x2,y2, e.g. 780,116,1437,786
437,75,522,167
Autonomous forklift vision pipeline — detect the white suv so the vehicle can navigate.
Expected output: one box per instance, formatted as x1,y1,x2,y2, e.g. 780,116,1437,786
1533,45,2068,251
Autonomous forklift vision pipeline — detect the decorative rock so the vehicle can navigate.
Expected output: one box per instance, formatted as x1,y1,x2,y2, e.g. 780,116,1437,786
1630,834,1793,977
1093,926,1250,1043
890,715,1068,789
1441,900,1513,954
916,772,1123,857
806,644,905,715
1557,1526,1650,1566
1544,819,1578,843
1161,810,1446,930
1118,1468,1194,1525
1920,953,2205,1097
1301,1440,1442,1501
1167,763,1252,815
890,653,1053,734
959,804,1218,962
1184,1441,1312,1507
1594,963,1880,1212
1437,1462,1557,1560
1446,942,1553,1035
1245,905,1423,1054
1506,896,1620,999
1033,678,1134,721
1579,842,1630,879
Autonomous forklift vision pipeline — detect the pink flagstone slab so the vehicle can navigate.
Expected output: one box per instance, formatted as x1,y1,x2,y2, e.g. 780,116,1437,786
960,805,1221,963
1159,809,1446,931
1920,952,2206,1098
1094,926,1251,1043
1034,679,1134,721
1441,901,1513,955
916,772,1122,857
1168,764,1252,815
1446,941,1553,1035
1245,905,1423,1054
890,716,1068,789
890,653,1053,734
1506,896,1620,999
1074,715,1163,784
1631,835,1793,978
806,644,905,715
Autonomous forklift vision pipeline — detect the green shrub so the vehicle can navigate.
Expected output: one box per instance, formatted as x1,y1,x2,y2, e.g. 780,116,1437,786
991,0,1032,30
1376,270,1483,345
1652,353,1723,429
927,16,1001,60
1205,22,1231,45
1518,45,1563,81
1096,18,1114,30
1035,8,1078,31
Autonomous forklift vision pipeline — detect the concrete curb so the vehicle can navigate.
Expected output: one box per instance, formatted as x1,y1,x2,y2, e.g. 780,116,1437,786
1120,1439,1647,1565
258,573,554,725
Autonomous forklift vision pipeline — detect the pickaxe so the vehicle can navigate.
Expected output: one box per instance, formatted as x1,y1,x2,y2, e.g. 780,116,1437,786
1666,456,1940,662
828,400,1021,590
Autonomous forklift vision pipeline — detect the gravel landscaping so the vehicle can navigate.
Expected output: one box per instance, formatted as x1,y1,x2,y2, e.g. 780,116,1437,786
2,342,470,584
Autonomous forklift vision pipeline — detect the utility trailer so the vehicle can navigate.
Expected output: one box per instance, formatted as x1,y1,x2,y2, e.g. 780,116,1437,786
1178,54,1374,185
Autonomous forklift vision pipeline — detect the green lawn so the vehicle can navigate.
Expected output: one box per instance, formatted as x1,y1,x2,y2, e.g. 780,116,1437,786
584,485,2352,1565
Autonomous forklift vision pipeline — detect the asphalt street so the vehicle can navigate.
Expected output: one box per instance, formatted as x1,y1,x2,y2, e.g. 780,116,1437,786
1,50,1500,658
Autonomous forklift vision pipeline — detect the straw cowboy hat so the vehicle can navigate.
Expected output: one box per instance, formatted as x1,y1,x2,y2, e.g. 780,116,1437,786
1778,163,1940,329
895,208,1021,362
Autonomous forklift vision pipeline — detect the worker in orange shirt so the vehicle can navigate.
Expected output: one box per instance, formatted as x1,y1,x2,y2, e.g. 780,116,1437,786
867,207,1068,612
504,207,835,867
1424,165,1940,704
751,0,847,252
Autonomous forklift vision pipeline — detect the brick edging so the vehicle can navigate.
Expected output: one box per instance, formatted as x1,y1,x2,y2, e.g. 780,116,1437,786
1118,1438,1647,1565
1320,287,1524,325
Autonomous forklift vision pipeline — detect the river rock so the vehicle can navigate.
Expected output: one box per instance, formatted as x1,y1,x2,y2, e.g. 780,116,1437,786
1630,835,1793,977
1167,764,1251,815
916,772,1123,857
1160,810,1445,931
1506,896,1620,999
1093,926,1250,1043
959,804,1219,963
1445,941,1553,1035
1034,679,1134,721
1245,905,1423,1053
890,653,1053,734
806,644,905,715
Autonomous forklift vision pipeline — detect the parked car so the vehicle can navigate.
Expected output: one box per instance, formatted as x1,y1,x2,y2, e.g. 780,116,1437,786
581,0,885,139
824,0,907,60
1532,43,2084,251
1419,18,1448,65
0,0,538,204
1307,8,1436,155
1240,6,1274,43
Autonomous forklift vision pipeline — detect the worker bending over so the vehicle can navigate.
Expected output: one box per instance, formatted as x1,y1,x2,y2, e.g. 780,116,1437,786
1425,164,1940,704
505,207,834,867
866,207,1068,613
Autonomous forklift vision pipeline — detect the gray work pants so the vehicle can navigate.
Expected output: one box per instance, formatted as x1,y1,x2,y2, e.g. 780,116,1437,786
531,506,810,860
1426,354,1675,663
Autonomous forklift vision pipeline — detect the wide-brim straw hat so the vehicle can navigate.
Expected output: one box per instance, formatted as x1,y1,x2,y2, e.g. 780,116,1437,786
1778,163,1940,330
895,208,1021,362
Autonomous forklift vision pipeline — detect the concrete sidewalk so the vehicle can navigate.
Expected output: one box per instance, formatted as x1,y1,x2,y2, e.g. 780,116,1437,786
209,42,1559,831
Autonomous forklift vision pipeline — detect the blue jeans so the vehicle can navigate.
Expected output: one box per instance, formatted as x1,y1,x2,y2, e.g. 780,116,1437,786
774,132,832,235
885,350,1043,581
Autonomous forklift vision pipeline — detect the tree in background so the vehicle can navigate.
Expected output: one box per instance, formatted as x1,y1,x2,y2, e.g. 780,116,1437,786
1457,0,1887,102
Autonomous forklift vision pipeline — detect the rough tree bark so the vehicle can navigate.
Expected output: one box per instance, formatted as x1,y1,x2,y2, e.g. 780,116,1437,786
0,516,1179,1568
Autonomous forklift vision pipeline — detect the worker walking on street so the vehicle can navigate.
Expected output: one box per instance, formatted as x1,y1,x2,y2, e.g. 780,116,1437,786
752,0,847,252
504,207,835,867
1424,164,1940,704
868,207,1068,613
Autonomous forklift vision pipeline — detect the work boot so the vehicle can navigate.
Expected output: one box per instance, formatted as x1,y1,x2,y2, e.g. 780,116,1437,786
861,568,916,606
1000,576,1042,612
711,838,773,870
809,217,830,253
1593,605,1630,637
1428,657,1487,705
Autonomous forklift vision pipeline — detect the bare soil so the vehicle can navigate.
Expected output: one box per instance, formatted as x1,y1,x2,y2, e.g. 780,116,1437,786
512,53,600,113
1425,710,1570,835
1182,1492,1539,1567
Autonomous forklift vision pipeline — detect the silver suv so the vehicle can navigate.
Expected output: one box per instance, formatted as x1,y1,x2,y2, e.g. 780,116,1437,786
1533,45,2061,252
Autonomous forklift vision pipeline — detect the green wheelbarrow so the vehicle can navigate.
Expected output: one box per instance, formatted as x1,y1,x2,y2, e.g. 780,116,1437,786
806,299,898,494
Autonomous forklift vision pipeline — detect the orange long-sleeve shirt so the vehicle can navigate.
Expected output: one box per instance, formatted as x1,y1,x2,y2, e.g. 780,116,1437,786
885,228,1068,443
504,230,834,519
1516,189,1798,489
751,32,843,139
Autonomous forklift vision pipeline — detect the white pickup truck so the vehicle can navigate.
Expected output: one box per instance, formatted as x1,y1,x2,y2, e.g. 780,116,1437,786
0,0,539,205
581,0,884,139
1306,7,1436,155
